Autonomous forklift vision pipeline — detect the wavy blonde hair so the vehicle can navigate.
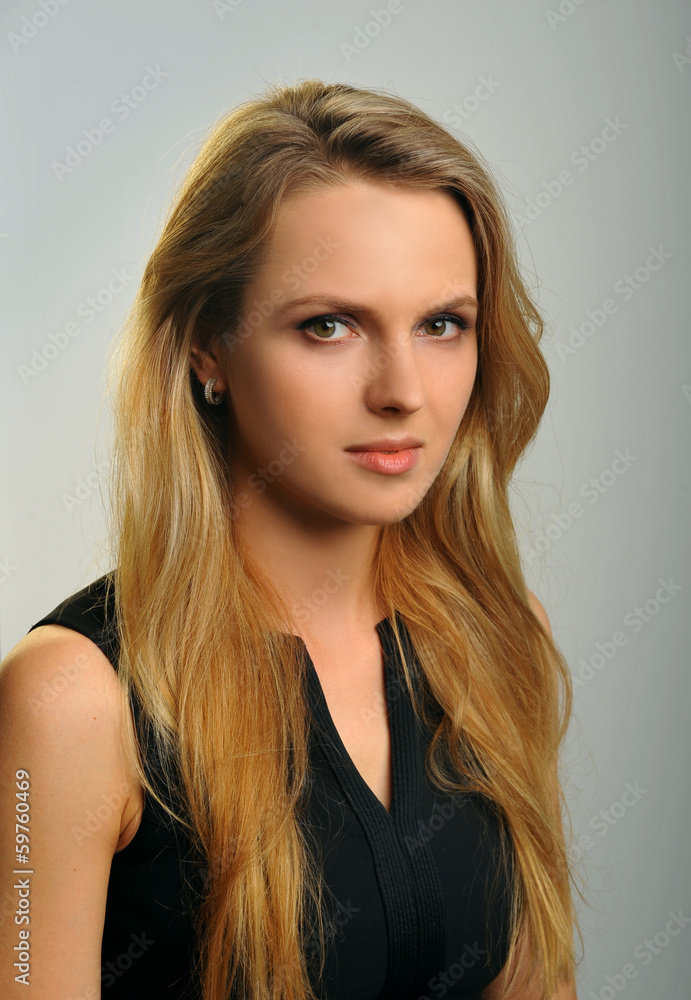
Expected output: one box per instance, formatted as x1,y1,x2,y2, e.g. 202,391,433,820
108,78,583,999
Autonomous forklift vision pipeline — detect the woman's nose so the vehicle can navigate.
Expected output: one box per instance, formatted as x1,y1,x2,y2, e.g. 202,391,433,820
357,335,427,415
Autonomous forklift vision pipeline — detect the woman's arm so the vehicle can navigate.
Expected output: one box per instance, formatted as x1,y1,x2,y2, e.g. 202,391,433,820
0,626,139,998
482,924,578,999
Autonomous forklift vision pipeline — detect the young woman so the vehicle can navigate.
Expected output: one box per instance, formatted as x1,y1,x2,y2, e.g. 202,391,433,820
0,79,582,999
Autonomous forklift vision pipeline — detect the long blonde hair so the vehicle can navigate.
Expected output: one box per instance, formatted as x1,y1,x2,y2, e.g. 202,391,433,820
108,78,582,999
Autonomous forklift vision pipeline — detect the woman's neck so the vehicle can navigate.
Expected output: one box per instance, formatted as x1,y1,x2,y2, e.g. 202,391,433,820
232,486,385,641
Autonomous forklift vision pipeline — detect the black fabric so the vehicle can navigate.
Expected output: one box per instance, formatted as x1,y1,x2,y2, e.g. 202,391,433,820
29,574,515,999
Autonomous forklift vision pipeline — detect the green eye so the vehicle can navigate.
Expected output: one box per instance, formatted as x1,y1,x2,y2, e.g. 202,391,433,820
422,316,468,338
298,315,351,343
312,319,339,338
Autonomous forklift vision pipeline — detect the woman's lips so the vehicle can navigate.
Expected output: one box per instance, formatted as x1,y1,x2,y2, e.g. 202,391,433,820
345,447,421,475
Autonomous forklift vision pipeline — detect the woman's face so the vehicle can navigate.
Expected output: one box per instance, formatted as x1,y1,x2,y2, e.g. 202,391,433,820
206,180,478,527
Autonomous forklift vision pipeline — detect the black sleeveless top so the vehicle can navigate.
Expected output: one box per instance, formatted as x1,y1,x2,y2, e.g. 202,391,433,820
29,575,514,999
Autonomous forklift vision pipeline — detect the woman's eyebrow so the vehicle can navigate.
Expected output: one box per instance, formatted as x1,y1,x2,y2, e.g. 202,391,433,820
275,293,479,319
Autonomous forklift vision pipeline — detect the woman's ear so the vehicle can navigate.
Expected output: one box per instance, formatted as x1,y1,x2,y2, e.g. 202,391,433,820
190,342,228,393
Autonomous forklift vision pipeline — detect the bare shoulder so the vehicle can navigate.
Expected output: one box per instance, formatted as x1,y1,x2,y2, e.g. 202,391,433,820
1,623,123,710
526,589,553,637
0,624,144,841
0,624,140,789
0,624,143,996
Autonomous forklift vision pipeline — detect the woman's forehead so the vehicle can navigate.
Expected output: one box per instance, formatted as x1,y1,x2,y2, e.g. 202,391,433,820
257,182,477,286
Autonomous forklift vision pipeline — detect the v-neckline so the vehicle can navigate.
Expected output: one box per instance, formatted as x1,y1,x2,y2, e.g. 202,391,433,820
298,617,450,994
300,617,398,820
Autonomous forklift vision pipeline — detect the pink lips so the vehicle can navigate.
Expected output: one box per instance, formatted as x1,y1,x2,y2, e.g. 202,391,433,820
344,437,423,475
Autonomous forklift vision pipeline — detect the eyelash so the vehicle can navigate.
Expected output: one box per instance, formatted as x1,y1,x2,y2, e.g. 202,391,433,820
296,312,471,346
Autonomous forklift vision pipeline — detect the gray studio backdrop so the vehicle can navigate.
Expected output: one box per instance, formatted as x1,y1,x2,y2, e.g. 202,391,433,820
1,1,690,995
